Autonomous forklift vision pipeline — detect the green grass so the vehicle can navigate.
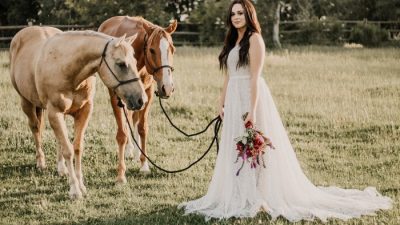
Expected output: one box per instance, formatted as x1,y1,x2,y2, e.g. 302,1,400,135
0,46,399,225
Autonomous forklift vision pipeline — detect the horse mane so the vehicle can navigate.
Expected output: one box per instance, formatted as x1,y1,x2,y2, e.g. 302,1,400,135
53,30,133,56
153,29,174,49
56,30,111,40
135,17,175,49
136,16,157,29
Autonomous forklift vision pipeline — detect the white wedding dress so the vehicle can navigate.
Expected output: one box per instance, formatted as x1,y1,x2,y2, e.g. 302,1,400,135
179,45,392,222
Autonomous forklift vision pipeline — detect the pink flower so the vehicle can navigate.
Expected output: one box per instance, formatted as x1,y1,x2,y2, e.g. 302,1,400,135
234,112,275,176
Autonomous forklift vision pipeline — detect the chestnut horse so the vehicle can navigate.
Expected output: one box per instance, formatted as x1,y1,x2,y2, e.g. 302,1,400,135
9,26,146,199
98,16,177,183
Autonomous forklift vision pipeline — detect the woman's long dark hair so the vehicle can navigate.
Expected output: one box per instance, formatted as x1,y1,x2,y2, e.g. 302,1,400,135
218,0,261,71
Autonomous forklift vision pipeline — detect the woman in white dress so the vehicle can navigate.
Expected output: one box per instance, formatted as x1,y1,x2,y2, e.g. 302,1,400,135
179,0,392,222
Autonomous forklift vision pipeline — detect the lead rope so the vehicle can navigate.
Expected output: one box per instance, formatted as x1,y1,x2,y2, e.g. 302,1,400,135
118,97,222,174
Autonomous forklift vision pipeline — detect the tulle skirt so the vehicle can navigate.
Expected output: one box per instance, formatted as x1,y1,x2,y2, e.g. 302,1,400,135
179,77,392,222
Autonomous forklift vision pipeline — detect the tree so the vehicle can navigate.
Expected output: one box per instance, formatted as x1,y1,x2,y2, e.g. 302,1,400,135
311,0,400,21
272,2,285,48
36,0,173,26
190,0,230,45
0,0,39,25
255,0,292,48
165,0,200,21
37,0,80,24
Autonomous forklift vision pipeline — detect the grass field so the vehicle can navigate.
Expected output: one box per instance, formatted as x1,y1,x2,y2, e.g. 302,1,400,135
0,46,399,225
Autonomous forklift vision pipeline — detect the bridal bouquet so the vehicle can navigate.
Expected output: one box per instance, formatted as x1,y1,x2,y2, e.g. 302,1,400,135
234,112,275,176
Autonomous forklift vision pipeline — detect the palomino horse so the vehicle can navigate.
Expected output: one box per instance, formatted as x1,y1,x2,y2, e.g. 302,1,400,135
9,26,147,199
98,16,177,182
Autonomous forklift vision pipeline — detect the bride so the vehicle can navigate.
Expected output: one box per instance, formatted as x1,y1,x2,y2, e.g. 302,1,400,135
179,0,392,222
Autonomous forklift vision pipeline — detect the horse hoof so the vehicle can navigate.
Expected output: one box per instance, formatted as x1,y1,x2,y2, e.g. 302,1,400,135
36,161,46,170
134,149,141,162
139,162,150,173
124,144,135,160
69,187,83,200
80,185,87,196
116,176,127,184
57,163,69,176
58,169,69,176
69,192,83,200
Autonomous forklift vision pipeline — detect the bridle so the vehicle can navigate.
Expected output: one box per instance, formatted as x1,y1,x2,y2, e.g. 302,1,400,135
99,39,140,91
143,32,174,75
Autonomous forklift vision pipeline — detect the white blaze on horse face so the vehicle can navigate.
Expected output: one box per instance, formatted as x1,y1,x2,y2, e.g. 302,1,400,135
159,37,173,95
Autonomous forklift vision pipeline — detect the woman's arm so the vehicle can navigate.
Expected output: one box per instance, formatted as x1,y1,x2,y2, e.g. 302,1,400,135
218,70,229,119
244,33,265,126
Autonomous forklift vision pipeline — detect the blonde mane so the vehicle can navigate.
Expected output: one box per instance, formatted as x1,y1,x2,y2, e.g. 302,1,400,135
55,30,132,55
56,30,111,40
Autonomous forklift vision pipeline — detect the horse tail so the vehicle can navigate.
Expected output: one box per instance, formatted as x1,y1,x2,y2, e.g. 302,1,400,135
9,32,21,92
9,32,22,70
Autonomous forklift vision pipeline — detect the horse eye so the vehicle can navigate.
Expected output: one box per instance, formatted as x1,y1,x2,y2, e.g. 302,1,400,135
150,48,156,54
117,62,126,69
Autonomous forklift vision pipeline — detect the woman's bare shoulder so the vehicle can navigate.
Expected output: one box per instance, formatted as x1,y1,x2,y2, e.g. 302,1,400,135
250,33,265,49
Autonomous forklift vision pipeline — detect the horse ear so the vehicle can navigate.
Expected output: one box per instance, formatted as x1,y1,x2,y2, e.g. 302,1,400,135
115,33,127,47
142,22,153,35
125,33,138,45
165,20,178,34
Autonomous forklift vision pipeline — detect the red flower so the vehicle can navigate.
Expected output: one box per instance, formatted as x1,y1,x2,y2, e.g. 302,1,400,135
234,112,275,176
245,121,253,129
253,133,264,149
236,143,244,152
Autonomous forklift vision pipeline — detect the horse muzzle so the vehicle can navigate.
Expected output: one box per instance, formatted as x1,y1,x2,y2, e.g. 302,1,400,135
125,95,146,110
155,85,174,99
155,90,171,99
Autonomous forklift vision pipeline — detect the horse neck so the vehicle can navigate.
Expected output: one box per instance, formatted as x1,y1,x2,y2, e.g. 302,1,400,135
133,31,147,70
66,35,108,86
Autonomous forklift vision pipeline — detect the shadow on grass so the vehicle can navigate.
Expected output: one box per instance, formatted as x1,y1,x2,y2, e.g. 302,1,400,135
0,163,48,179
64,205,389,225
67,205,275,225
381,187,400,196
107,166,174,179
0,162,35,172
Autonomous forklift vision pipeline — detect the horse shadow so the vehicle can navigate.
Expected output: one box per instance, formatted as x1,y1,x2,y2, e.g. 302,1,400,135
0,163,38,178
107,165,172,179
65,205,275,225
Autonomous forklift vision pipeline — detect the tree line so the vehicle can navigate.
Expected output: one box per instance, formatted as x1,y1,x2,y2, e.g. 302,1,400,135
1,0,399,47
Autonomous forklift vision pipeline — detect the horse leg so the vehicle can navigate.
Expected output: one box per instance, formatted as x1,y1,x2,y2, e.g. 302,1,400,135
125,113,138,160
72,102,93,195
138,87,153,173
54,113,68,177
20,97,46,169
35,107,46,168
110,90,129,184
48,104,82,199
130,112,141,162
57,144,68,176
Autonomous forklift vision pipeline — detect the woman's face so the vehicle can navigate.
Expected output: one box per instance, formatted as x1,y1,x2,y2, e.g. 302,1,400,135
231,3,246,29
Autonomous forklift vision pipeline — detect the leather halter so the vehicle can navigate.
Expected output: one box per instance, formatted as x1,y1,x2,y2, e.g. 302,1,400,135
99,40,140,90
143,32,174,75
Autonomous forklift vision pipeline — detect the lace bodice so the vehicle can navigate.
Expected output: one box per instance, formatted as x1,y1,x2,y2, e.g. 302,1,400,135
227,45,251,79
